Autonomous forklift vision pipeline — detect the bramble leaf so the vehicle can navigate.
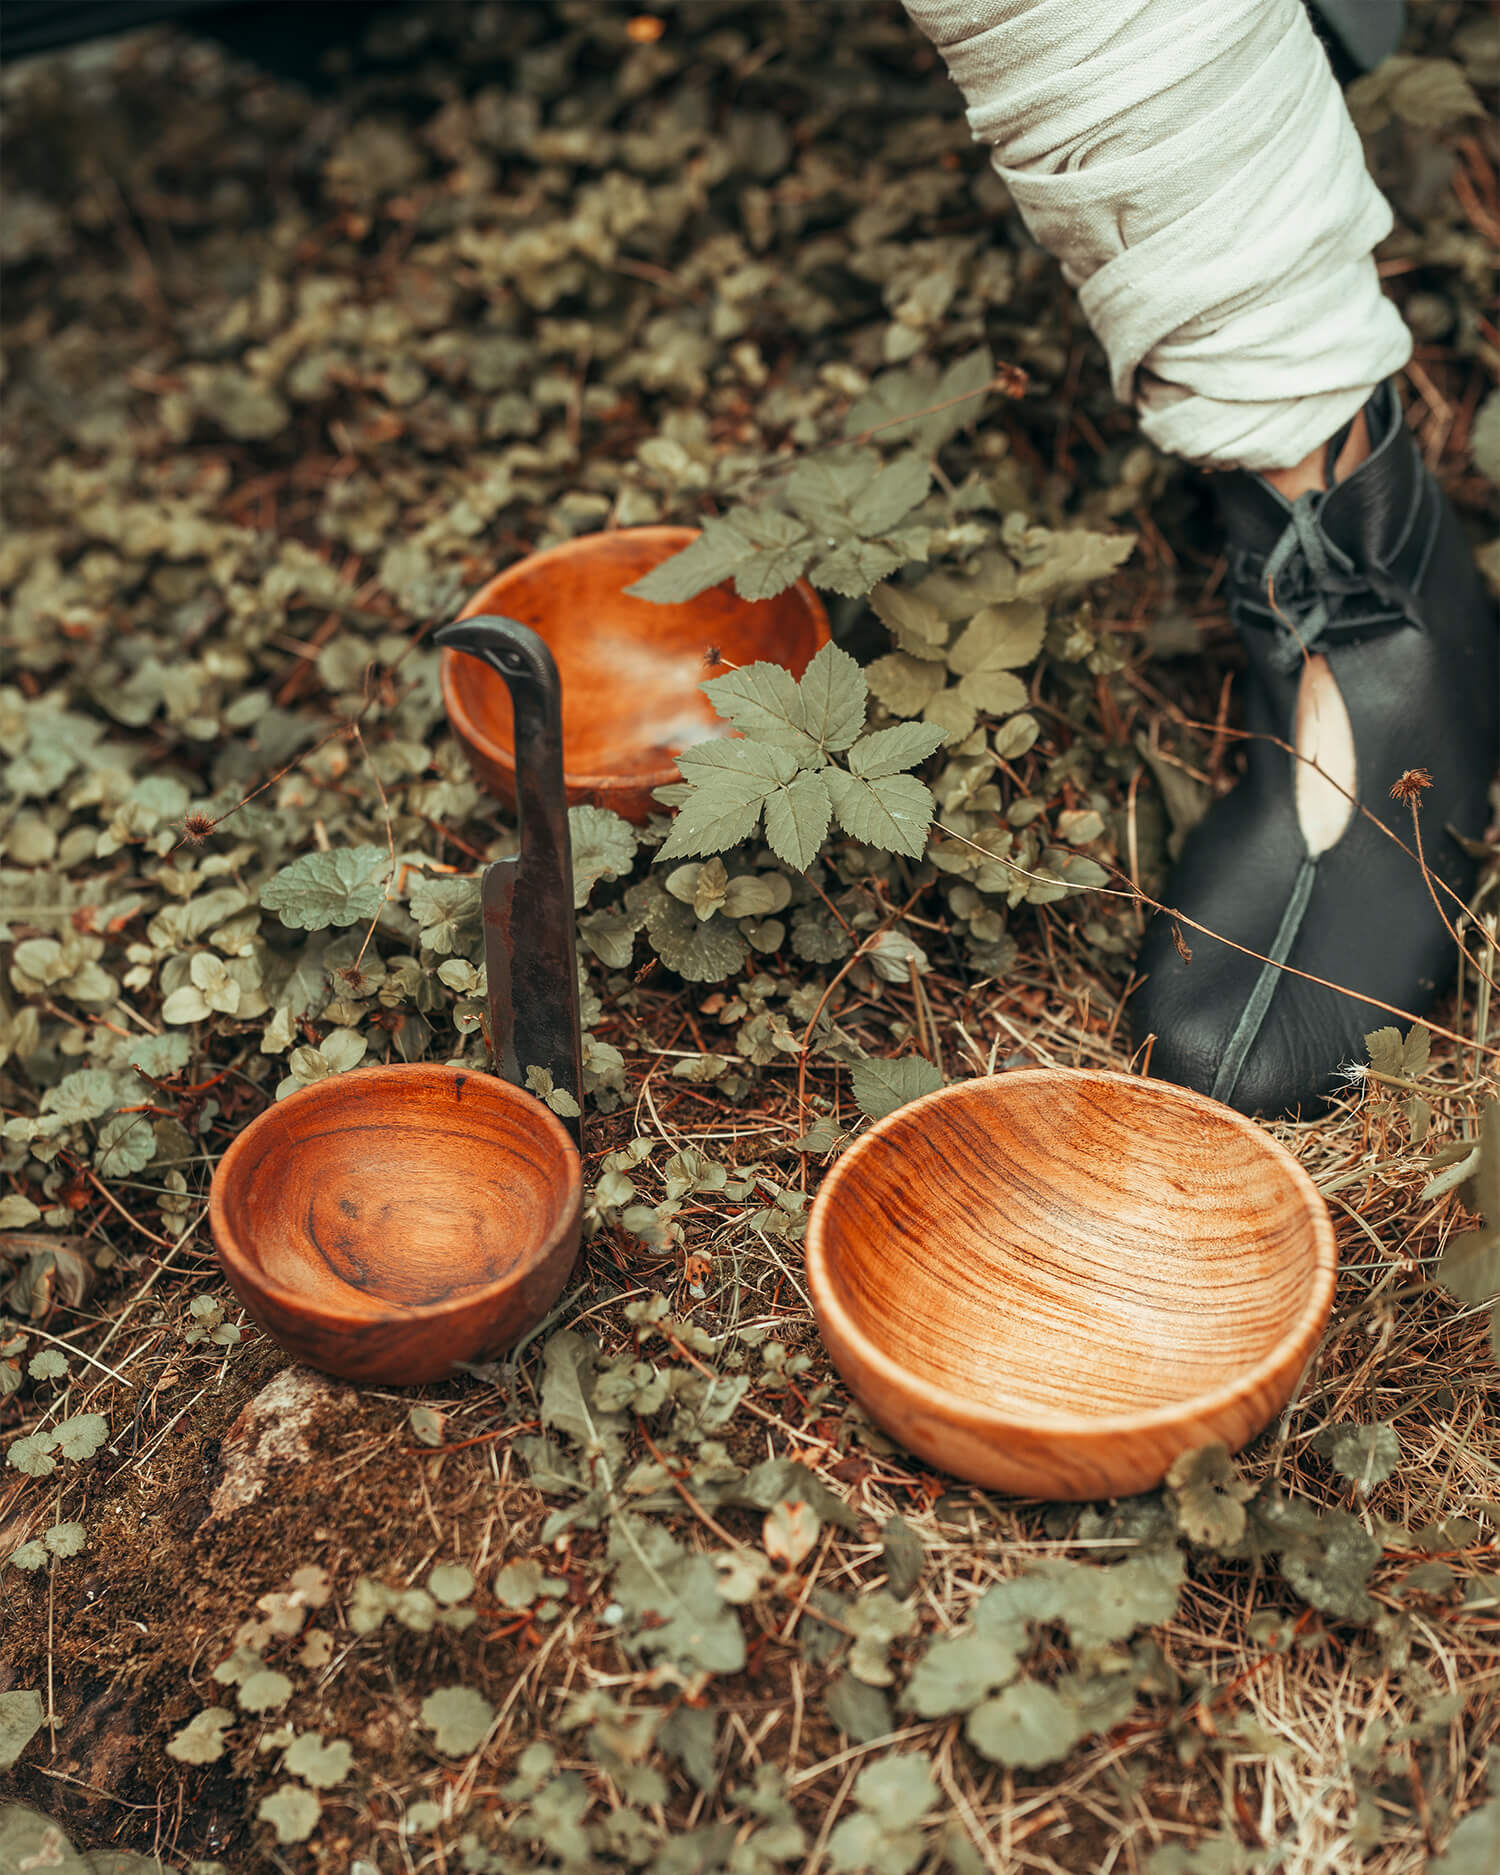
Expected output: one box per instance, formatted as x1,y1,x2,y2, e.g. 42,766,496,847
763,772,833,872
824,767,935,857
850,1056,943,1121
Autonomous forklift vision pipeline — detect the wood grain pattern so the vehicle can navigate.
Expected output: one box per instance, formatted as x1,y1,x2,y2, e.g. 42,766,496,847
441,526,830,823
804,1069,1338,1501
210,1065,581,1386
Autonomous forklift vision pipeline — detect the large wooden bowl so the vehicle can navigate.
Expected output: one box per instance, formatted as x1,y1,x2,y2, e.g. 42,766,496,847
210,1065,581,1386
805,1069,1337,1500
441,526,831,823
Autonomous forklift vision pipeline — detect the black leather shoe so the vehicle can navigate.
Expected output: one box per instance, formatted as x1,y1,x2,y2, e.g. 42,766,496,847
1132,380,1498,1116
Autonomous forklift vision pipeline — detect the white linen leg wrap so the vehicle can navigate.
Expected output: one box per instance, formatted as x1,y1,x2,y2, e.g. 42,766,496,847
902,0,1412,470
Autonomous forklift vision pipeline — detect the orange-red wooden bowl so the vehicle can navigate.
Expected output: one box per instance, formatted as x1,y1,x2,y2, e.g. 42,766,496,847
805,1069,1337,1501
441,526,831,823
210,1065,581,1386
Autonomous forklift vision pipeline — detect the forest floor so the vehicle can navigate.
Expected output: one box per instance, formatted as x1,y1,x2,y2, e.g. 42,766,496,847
2,5,1499,1873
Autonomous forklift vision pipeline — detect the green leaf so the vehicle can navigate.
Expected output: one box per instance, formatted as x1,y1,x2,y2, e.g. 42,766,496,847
95,1111,157,1179
850,1056,943,1121
966,1680,1085,1769
845,1591,917,1687
1429,1797,1500,1875
810,537,914,598
904,1631,1022,1718
609,1515,747,1675
1472,391,1500,490
0,1691,47,1771
166,1706,235,1765
824,1673,894,1745
8,1542,48,1571
261,846,389,931
257,1783,322,1845
428,1563,475,1606
1166,1443,1256,1548
868,584,948,655
824,767,935,857
238,1669,294,1713
784,453,875,537
420,1685,496,1757
848,722,945,779
880,1515,924,1599
796,643,868,752
7,1434,58,1477
539,1332,612,1455
949,601,1046,673
44,1521,86,1558
284,1732,354,1789
851,1754,938,1829
1439,1227,1500,1305
763,772,833,872
865,653,947,718
626,511,813,606
646,895,749,982
730,511,820,601
1326,1423,1401,1493
851,454,931,537
700,662,818,756
657,741,800,863
1364,1027,1403,1078
569,805,638,908
52,1413,108,1461
1277,1511,1381,1622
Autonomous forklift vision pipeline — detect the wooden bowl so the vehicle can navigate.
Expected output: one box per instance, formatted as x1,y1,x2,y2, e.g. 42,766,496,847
805,1069,1337,1500
441,526,831,823
210,1065,581,1386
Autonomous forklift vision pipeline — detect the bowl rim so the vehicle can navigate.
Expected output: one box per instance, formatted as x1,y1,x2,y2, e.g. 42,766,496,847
209,1062,583,1324
804,1066,1339,1439
439,524,832,797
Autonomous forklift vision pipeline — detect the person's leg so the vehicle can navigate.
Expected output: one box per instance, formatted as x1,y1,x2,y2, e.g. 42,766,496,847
904,0,1498,1115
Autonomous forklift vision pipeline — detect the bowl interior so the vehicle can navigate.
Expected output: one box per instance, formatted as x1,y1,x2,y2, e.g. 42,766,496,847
811,1073,1333,1423
214,1068,577,1317
445,527,828,786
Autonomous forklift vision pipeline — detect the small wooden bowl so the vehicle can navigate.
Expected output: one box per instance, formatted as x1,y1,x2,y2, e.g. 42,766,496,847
441,526,831,823
805,1069,1337,1501
210,1065,581,1386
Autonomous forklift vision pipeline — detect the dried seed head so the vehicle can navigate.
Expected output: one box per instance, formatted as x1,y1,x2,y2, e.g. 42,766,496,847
1390,768,1433,803
181,812,217,844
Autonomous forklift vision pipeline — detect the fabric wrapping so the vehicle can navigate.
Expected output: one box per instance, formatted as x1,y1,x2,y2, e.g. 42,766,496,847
901,0,1413,470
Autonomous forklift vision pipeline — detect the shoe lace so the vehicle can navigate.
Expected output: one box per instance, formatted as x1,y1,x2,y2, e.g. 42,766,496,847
1249,493,1418,675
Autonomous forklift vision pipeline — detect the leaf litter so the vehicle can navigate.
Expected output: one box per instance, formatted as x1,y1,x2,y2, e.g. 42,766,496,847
0,3,1498,1872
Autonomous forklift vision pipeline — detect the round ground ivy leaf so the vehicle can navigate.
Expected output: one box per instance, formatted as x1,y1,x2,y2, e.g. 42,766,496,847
850,1752,939,1828
7,1433,58,1477
44,1521,86,1558
8,1541,49,1571
284,1732,353,1789
427,1563,475,1606
260,846,390,931
1165,1442,1256,1549
166,1706,235,1765
237,1669,294,1713
52,1413,108,1461
420,1684,495,1757
257,1782,322,1845
966,1679,1085,1769
570,805,639,907
95,1111,158,1179
1328,1422,1401,1493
